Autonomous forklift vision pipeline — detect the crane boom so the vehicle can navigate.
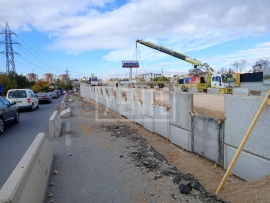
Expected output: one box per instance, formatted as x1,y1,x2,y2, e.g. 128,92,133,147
136,39,202,66
136,39,215,73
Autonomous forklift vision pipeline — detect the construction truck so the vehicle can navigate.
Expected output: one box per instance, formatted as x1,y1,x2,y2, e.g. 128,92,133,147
136,39,234,94
90,73,102,86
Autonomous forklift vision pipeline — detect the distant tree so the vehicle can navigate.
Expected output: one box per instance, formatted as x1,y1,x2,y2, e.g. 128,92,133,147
230,59,247,73
217,67,227,74
188,68,205,76
0,73,16,94
16,74,33,89
251,58,270,72
156,76,170,82
31,80,50,93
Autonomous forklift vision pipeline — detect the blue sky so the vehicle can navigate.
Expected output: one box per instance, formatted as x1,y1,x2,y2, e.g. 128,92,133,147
0,0,270,80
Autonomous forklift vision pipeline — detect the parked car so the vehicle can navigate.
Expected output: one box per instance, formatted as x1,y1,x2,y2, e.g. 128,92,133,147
6,89,39,111
53,90,61,97
48,91,58,99
36,92,52,104
0,96,19,134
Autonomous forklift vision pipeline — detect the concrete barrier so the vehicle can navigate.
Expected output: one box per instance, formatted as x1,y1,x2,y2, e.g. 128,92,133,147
49,111,62,138
207,88,219,94
233,88,249,96
60,101,66,111
0,133,54,203
60,108,71,118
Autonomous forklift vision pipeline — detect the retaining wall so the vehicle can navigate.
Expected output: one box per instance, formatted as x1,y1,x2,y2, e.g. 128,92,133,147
154,106,169,139
134,101,143,125
193,115,224,165
240,81,270,92
80,84,270,181
207,88,220,94
233,88,249,96
188,87,198,94
224,96,270,180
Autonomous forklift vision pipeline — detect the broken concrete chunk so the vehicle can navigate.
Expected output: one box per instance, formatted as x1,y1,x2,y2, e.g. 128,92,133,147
53,170,59,175
60,108,71,118
179,180,192,194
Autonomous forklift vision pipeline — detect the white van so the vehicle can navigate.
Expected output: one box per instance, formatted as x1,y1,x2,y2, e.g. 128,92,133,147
6,89,39,111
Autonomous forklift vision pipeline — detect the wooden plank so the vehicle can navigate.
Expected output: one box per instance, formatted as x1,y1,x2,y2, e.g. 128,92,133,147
216,89,270,194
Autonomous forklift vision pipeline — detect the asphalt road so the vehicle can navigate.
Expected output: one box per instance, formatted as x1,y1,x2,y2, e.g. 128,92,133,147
0,95,63,188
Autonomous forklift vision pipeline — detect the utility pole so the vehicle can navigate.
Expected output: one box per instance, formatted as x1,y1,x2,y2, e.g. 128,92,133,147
66,67,69,78
0,22,20,84
162,68,163,83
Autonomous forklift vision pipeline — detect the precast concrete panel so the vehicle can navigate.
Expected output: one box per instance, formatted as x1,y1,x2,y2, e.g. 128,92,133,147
154,106,169,139
126,89,134,110
107,88,113,97
169,92,193,132
163,87,169,91
225,96,270,159
188,87,198,94
233,88,249,96
193,115,223,165
142,90,154,117
207,88,219,94
116,88,122,105
224,145,270,181
134,101,143,125
119,98,128,117
170,125,192,151
127,109,134,121
143,115,154,132
111,97,117,112
174,87,182,92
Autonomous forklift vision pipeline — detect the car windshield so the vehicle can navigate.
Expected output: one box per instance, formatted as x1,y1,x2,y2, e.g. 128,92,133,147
222,74,234,82
8,90,27,98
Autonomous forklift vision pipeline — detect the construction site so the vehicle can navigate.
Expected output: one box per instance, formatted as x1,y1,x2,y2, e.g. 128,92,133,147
80,79,270,202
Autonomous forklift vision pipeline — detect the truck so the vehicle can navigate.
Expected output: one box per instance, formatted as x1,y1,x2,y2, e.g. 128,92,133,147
89,74,102,86
136,39,234,94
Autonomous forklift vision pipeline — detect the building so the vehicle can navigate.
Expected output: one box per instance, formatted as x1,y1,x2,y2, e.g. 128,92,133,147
137,73,162,82
43,73,54,84
59,74,69,81
26,73,38,82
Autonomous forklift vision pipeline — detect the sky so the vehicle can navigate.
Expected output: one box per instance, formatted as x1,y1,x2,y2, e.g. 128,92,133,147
0,0,270,80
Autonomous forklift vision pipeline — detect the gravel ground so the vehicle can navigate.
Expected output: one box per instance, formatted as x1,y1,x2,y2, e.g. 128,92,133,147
46,93,270,203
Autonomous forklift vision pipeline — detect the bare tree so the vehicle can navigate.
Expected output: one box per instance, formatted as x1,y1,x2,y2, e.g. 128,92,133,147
188,68,205,76
230,59,247,73
251,58,270,72
217,67,227,74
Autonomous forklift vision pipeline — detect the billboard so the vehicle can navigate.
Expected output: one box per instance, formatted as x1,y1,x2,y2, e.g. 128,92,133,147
263,67,270,84
122,60,139,68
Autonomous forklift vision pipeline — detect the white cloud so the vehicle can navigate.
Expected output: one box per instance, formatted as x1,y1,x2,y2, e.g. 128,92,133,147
1,0,270,56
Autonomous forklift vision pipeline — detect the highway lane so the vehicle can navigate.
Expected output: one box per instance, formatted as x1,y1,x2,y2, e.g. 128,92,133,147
0,95,63,188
